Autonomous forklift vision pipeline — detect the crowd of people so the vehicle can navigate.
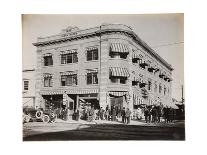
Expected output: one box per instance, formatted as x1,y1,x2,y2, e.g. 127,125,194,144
81,105,132,124
143,106,175,124
52,103,176,124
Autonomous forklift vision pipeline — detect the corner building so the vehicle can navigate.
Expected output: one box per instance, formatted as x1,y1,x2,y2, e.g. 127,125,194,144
33,24,173,115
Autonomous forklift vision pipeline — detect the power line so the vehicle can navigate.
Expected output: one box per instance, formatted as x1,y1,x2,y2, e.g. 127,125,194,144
152,42,184,48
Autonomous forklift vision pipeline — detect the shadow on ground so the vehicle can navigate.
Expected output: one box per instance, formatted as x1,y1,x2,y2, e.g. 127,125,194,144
23,123,185,141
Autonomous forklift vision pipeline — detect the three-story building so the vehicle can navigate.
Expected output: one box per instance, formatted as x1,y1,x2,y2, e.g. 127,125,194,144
33,24,173,114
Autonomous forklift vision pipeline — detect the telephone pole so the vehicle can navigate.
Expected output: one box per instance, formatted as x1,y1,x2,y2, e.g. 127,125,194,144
181,85,184,104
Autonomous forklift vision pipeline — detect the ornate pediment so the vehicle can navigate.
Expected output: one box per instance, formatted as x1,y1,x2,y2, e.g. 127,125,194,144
60,26,80,37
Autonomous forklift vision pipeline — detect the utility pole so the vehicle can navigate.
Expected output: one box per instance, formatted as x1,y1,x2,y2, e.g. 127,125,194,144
181,85,184,104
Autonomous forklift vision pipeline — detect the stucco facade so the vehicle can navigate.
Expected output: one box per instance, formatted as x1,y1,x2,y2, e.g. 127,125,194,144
33,24,173,113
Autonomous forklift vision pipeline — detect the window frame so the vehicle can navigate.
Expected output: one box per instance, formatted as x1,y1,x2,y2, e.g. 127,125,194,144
44,77,52,87
87,72,98,85
86,48,98,61
61,52,78,64
44,56,53,66
23,80,29,91
61,74,77,86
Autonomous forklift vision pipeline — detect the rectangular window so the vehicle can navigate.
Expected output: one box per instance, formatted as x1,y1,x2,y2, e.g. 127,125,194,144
61,55,66,64
87,73,93,84
93,73,98,84
164,86,166,95
44,77,52,87
73,53,78,63
61,75,66,86
44,56,53,66
110,52,127,59
159,84,162,93
66,54,73,63
87,48,98,61
87,72,98,84
93,50,98,60
154,82,157,92
61,52,78,64
110,77,127,84
61,74,77,86
87,51,93,61
24,81,29,90
110,77,119,83
148,80,152,91
120,77,127,84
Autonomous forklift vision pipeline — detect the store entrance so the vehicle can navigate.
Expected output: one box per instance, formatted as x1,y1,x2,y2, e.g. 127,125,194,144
83,98,100,109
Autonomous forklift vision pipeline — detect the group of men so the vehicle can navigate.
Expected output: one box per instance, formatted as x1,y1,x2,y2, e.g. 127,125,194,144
82,105,132,124
144,106,175,123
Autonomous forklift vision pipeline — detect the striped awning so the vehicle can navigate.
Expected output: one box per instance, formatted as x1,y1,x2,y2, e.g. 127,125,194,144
86,68,98,74
60,71,77,76
108,91,128,97
60,49,77,55
43,53,52,57
86,46,98,51
109,67,130,77
110,43,129,53
40,89,99,95
43,73,52,78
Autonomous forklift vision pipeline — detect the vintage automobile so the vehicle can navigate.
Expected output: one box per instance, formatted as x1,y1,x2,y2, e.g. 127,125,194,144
23,107,56,123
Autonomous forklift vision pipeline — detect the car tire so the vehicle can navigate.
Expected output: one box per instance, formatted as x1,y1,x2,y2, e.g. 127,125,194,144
43,115,50,123
36,111,43,119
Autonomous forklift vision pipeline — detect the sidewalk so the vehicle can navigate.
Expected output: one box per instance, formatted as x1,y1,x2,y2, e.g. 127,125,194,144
25,118,184,128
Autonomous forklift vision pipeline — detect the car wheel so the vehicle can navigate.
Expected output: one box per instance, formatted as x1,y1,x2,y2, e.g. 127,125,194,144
36,111,43,119
43,115,50,123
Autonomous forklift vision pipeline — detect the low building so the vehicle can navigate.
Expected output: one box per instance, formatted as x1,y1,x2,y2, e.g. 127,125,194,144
33,23,173,114
22,69,36,108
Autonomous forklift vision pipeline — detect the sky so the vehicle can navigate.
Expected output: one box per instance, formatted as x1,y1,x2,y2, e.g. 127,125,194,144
22,14,184,101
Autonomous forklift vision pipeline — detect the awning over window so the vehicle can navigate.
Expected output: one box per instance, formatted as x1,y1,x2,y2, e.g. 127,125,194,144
109,67,130,77
40,89,99,95
60,71,77,76
108,91,128,97
60,49,77,55
86,46,98,51
86,68,98,74
43,53,52,57
43,73,52,78
110,43,129,53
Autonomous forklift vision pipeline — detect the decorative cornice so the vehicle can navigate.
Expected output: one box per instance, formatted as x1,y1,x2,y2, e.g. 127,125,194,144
33,24,173,71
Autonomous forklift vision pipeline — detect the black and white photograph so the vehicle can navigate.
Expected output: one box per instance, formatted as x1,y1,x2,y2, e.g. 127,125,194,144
22,14,184,141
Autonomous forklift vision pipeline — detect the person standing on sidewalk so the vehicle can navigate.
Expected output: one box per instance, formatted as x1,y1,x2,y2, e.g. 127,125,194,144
105,108,109,121
144,107,149,123
125,108,131,124
100,107,104,120
112,106,116,121
121,107,126,124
